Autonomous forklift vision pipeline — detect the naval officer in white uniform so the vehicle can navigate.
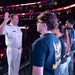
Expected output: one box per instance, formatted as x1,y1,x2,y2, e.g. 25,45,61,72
0,12,22,75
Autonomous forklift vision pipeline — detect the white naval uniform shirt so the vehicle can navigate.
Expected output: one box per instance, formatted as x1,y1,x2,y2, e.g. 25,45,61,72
3,23,22,48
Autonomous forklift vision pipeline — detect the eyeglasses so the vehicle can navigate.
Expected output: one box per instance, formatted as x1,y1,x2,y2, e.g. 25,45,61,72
36,21,45,24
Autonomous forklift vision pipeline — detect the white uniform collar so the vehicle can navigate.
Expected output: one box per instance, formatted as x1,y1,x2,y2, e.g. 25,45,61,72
9,23,18,27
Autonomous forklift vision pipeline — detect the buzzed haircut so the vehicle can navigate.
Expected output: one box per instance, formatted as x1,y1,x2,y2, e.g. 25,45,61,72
10,13,17,19
67,19,75,26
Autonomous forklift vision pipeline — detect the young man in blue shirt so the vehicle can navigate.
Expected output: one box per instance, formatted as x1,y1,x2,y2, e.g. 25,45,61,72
65,19,75,75
30,12,61,75
52,24,69,75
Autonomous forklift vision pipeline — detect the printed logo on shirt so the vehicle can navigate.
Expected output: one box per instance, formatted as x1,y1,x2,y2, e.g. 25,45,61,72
52,41,61,69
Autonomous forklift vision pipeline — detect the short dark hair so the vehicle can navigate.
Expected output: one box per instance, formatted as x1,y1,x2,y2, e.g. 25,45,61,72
10,13,17,19
37,12,58,30
67,19,75,26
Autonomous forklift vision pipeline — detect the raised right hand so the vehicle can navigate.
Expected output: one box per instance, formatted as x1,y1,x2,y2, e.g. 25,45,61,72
4,12,10,23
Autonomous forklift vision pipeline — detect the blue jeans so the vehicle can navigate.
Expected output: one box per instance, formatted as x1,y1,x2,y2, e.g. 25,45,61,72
66,56,71,75
59,62,68,75
69,50,75,75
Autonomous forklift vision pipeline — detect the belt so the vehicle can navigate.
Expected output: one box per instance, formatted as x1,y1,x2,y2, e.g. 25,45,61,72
7,46,21,49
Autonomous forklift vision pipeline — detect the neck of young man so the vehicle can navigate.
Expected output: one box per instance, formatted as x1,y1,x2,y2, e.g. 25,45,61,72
40,31,52,36
56,32,63,38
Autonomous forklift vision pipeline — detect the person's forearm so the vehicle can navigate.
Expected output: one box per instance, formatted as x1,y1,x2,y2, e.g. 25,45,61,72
0,20,7,35
32,66,43,75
